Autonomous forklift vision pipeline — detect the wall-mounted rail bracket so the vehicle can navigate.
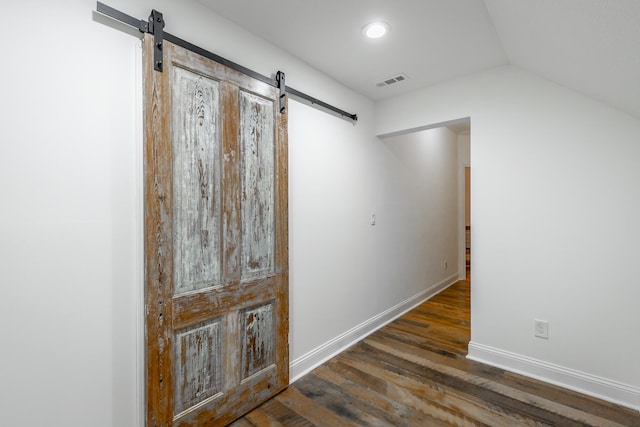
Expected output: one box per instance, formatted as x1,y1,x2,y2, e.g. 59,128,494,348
276,71,286,114
147,10,165,72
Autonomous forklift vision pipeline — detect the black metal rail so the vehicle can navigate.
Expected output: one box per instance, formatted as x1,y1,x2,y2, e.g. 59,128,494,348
96,2,358,122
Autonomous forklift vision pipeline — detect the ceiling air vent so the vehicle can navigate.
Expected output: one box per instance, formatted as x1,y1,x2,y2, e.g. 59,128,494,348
376,73,409,88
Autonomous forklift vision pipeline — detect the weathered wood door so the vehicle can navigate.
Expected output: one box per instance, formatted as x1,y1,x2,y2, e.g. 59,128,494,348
143,34,288,426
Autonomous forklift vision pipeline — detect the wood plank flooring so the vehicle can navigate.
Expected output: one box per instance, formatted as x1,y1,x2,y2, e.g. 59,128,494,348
230,279,640,426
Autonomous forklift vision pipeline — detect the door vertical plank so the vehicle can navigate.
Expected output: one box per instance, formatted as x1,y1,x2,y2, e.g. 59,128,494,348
222,81,241,286
275,93,289,388
144,34,175,426
221,81,242,392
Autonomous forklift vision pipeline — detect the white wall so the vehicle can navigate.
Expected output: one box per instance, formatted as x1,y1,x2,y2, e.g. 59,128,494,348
288,105,460,377
1,2,140,426
0,1,460,425
376,65,640,409
378,127,459,293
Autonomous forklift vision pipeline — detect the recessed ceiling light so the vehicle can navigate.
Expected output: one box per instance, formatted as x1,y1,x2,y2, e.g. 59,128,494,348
362,21,390,39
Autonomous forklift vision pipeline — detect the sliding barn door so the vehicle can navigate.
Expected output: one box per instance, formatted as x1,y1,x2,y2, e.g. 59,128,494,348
143,34,289,426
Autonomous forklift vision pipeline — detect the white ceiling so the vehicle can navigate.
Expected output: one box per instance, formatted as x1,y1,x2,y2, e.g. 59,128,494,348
485,0,640,119
200,0,640,118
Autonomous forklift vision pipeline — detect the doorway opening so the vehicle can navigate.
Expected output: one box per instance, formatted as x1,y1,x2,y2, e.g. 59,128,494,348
448,119,471,283
379,116,471,352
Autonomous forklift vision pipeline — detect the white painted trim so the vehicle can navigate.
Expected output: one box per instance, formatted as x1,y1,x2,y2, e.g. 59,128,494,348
467,341,640,412
289,273,460,383
377,116,471,139
457,136,467,281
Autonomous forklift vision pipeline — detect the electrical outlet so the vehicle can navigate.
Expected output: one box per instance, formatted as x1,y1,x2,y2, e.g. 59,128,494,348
534,319,549,339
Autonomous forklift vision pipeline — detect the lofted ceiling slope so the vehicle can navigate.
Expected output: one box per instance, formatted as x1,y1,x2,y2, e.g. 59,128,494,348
485,0,640,119
199,0,640,119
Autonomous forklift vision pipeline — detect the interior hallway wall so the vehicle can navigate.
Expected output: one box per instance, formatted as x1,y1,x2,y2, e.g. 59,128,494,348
376,65,640,408
376,127,459,297
287,100,460,379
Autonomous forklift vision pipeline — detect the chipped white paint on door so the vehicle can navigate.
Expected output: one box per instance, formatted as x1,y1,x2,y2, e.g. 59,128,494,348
145,35,288,426
241,303,275,379
239,91,275,281
174,319,223,415
172,67,222,294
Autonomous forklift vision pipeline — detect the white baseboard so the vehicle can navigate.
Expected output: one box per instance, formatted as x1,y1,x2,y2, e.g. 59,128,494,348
467,341,640,412
289,273,460,383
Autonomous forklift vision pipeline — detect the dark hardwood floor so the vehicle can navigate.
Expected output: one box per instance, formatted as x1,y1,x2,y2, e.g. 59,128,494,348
230,278,640,426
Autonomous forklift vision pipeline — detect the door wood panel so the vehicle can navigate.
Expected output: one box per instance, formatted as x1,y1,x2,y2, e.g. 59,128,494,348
143,34,289,426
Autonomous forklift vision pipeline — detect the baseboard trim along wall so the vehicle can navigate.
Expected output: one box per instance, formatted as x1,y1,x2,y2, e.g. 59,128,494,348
289,273,460,383
467,341,640,412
